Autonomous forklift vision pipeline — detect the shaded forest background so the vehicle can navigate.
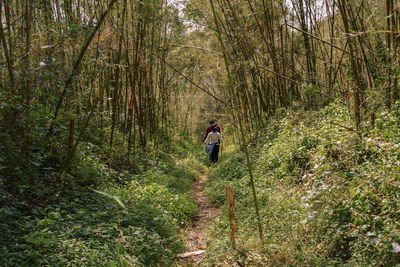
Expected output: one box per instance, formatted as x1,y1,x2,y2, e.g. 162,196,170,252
1,0,400,172
1,0,400,266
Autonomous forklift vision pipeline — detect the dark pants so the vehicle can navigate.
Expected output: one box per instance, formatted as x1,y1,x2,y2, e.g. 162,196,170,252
210,144,220,162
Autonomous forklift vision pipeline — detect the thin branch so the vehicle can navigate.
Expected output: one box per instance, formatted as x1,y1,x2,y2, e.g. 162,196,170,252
285,23,379,68
47,0,118,137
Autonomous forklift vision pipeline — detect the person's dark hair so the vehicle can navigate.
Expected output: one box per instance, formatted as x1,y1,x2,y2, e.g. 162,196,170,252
212,126,218,132
209,120,215,125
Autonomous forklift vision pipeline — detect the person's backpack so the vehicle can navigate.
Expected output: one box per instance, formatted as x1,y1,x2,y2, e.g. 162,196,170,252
211,124,220,133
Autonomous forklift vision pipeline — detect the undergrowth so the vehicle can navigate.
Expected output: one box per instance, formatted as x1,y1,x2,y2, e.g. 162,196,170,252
205,102,400,266
0,133,203,266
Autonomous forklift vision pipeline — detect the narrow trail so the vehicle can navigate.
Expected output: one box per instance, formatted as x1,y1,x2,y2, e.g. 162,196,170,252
177,174,221,266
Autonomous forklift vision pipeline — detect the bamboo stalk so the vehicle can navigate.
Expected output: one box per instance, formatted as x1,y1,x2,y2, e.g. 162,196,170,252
47,0,118,137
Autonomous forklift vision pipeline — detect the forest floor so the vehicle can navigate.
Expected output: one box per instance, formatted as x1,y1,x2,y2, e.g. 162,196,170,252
177,174,221,266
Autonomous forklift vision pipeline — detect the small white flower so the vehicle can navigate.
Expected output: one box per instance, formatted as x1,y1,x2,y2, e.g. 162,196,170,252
41,44,54,49
366,232,375,237
392,242,400,253
38,61,46,67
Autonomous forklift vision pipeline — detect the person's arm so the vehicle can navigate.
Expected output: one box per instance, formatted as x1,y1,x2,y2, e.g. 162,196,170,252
203,127,210,141
217,126,222,137
204,133,210,144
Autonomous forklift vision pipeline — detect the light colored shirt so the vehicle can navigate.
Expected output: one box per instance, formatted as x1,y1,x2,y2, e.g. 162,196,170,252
205,132,222,144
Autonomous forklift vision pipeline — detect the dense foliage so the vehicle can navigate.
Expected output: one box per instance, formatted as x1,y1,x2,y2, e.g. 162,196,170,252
0,133,204,266
0,1,209,265
2,0,400,266
205,103,400,266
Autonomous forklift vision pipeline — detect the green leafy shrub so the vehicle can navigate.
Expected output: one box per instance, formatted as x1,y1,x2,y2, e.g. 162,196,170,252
0,134,200,266
205,153,247,205
205,103,400,266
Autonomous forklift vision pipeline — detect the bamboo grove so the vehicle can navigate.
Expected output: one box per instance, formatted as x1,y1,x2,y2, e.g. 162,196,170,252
0,0,204,174
184,0,400,133
1,0,400,182
1,1,400,265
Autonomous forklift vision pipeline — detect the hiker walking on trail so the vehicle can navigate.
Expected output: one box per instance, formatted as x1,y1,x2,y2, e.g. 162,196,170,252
203,120,221,141
204,126,222,163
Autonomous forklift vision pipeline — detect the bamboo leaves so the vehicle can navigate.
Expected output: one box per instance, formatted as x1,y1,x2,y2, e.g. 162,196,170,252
93,189,126,209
